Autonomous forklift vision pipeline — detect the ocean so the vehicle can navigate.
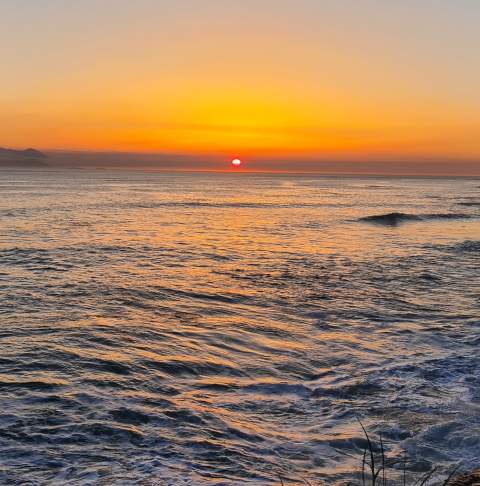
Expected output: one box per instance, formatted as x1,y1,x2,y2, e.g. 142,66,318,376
0,170,479,485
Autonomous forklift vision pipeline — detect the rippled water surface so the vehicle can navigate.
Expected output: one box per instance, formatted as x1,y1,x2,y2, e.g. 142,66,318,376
0,170,479,485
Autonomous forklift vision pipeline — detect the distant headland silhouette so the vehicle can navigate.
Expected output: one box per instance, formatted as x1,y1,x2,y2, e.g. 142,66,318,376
0,147,49,168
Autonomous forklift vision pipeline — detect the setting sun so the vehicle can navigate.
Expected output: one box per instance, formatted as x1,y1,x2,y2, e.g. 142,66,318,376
231,158,242,167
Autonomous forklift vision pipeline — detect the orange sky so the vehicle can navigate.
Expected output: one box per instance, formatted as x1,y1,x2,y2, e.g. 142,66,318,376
1,1,479,171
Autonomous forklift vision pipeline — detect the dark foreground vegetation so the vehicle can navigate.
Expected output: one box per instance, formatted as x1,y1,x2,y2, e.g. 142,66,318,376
277,421,478,486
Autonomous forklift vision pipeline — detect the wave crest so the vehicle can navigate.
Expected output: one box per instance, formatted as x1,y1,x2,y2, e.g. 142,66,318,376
358,212,473,226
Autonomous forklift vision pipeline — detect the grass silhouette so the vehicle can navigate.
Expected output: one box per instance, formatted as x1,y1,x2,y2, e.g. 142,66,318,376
276,419,476,486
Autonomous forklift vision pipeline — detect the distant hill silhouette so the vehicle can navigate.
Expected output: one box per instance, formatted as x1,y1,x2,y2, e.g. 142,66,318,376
0,147,49,168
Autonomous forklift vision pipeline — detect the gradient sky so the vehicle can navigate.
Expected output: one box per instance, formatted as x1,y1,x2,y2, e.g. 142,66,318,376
1,0,479,171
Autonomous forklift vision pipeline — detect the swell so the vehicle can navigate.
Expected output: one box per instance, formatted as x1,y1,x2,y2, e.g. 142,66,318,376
437,240,480,254
457,201,480,207
78,200,357,211
358,212,475,226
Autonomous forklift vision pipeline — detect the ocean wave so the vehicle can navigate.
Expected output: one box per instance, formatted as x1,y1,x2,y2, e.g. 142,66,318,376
0,379,68,391
447,240,480,253
140,358,245,378
427,239,480,255
103,200,356,210
458,201,480,207
358,212,474,226
403,419,480,471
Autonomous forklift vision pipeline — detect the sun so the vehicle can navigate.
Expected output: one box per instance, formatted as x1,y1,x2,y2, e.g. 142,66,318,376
231,158,242,167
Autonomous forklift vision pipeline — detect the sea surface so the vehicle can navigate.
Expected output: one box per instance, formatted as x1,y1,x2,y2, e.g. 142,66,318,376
0,170,479,485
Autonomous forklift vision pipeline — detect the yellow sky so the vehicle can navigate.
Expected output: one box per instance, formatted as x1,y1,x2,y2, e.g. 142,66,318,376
1,1,479,169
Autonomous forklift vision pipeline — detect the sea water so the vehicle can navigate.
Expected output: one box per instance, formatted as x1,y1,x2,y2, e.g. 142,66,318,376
0,170,479,484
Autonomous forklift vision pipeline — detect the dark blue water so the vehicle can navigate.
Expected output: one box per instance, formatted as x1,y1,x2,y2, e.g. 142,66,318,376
0,170,479,484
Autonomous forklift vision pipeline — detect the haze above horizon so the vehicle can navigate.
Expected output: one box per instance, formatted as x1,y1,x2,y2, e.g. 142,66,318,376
1,0,479,174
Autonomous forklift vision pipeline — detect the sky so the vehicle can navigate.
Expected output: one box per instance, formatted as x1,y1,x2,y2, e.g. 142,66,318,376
1,0,480,173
